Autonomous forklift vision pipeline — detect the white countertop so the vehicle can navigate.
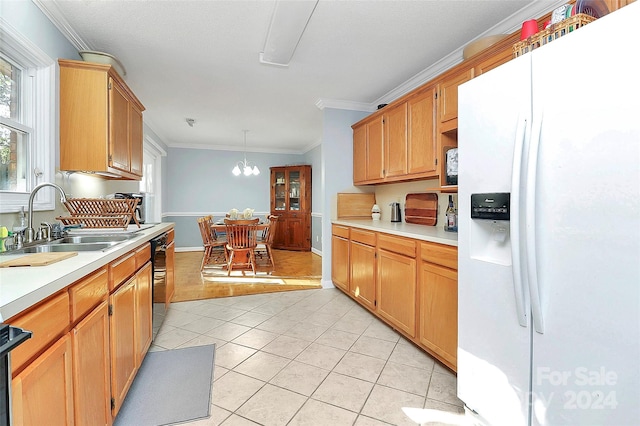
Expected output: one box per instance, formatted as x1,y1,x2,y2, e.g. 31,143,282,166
0,222,174,322
332,219,458,247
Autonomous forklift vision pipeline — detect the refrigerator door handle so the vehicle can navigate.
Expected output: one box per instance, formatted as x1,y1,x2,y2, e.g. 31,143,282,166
510,116,528,327
526,113,545,334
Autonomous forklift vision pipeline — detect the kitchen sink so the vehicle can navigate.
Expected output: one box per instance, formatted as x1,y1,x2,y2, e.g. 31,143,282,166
2,232,140,255
57,235,134,244
10,242,115,254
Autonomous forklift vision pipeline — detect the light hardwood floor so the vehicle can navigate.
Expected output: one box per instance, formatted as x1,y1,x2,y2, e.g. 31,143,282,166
173,249,323,302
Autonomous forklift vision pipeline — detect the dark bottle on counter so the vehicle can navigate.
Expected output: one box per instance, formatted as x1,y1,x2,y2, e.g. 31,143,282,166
445,195,458,232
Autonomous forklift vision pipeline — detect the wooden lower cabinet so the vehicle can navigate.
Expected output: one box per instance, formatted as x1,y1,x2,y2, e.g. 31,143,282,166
331,224,458,371
419,262,458,370
377,249,417,338
110,277,137,417
72,300,111,426
136,262,153,365
349,240,376,310
331,233,350,292
12,335,74,426
9,236,164,425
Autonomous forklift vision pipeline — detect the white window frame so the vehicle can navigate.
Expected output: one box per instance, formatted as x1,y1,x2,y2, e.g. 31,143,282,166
0,18,56,213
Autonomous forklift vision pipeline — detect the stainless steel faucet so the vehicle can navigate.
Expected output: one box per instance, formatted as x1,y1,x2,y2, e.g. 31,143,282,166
25,182,67,243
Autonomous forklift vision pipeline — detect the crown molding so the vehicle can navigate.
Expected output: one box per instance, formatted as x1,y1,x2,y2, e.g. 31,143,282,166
166,142,304,155
315,98,376,112
32,0,91,51
321,0,567,110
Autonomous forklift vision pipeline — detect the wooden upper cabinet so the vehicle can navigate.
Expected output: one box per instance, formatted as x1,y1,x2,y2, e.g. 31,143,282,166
129,103,144,176
352,115,384,184
366,116,385,182
384,103,408,178
474,47,513,77
353,125,367,184
59,59,145,180
438,67,474,125
109,78,131,173
407,87,437,176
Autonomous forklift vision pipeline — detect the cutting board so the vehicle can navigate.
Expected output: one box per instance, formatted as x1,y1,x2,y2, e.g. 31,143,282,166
337,193,376,219
0,252,78,268
405,193,438,225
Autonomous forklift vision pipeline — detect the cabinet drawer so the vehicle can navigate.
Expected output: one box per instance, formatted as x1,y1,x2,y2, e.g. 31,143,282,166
420,242,458,270
109,251,136,291
135,242,151,269
378,233,416,257
166,229,175,244
351,228,376,246
69,266,108,324
332,225,350,239
9,291,70,374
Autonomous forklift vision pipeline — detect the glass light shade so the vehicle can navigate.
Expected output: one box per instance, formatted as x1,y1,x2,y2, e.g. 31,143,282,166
252,166,260,175
232,165,241,176
243,165,253,176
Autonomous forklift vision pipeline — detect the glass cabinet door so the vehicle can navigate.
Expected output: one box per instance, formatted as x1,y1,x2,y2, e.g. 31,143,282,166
289,170,301,211
274,171,286,210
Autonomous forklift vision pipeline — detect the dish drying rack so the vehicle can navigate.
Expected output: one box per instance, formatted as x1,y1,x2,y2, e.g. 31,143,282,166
56,198,140,229
513,13,596,58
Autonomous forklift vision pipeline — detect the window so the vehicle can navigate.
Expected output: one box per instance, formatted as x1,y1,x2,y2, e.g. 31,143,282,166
0,21,56,213
1,55,29,193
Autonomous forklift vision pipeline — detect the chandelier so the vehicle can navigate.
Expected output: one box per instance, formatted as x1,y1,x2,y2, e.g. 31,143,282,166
232,130,260,176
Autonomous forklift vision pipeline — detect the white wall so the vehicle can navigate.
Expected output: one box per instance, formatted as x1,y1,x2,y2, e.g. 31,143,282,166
320,107,370,286
164,147,305,248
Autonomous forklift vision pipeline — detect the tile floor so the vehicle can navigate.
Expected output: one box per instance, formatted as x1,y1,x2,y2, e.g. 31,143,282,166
151,288,464,426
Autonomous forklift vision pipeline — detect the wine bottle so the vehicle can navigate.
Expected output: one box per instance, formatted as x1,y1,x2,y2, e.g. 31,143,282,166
445,195,458,232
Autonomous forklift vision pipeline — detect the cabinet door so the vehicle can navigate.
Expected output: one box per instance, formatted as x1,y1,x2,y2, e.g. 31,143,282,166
419,262,458,369
272,169,287,211
350,241,376,310
384,103,408,178
366,116,385,181
474,47,512,76
165,242,175,308
110,277,136,417
72,301,111,426
12,335,74,426
288,168,302,212
439,67,474,124
129,103,144,176
408,89,437,176
136,262,153,364
377,249,417,337
109,78,131,173
353,125,367,184
280,214,306,250
331,235,349,292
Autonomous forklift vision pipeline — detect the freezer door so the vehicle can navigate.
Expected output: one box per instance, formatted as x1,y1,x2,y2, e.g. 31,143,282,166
528,4,640,425
458,54,533,426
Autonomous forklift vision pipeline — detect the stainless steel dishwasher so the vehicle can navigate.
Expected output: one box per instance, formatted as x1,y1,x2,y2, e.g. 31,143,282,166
150,232,169,340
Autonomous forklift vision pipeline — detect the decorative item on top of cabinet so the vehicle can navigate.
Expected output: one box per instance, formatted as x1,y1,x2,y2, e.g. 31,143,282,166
59,59,145,180
270,165,311,251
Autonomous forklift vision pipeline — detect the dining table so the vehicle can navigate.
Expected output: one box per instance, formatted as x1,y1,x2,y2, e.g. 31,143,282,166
210,220,269,233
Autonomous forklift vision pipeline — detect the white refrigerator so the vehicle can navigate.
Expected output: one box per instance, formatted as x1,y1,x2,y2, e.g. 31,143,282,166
457,3,640,426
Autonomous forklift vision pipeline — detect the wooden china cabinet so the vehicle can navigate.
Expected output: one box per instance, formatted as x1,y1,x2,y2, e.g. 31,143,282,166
270,165,311,251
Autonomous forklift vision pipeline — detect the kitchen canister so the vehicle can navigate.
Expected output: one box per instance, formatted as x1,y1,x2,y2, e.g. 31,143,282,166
371,204,381,220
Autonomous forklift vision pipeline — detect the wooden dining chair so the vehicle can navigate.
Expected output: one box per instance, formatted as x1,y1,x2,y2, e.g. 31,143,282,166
197,215,226,271
255,215,279,269
224,218,259,275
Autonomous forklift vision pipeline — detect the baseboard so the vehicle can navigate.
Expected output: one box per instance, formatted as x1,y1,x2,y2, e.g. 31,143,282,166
176,247,204,253
311,247,322,257
321,279,335,289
